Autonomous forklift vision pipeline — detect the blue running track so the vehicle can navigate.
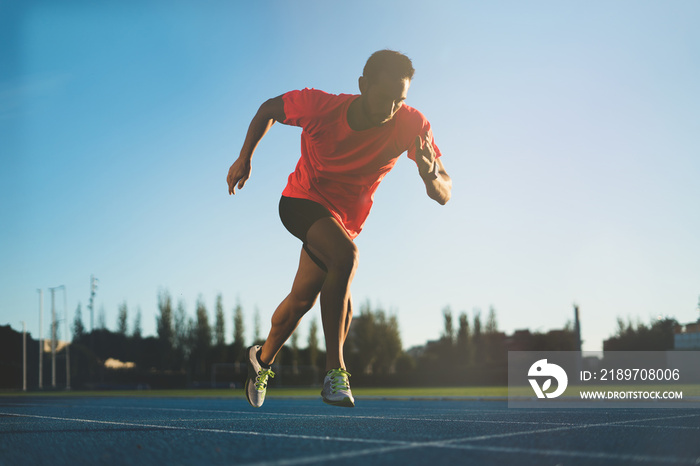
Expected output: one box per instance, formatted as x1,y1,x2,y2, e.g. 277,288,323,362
1,396,699,465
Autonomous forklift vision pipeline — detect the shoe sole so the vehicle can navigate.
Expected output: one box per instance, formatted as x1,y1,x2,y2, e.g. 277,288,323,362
245,378,258,407
321,393,355,408
245,346,262,408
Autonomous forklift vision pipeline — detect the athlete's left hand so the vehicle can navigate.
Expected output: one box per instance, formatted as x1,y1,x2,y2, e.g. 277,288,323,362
415,132,437,178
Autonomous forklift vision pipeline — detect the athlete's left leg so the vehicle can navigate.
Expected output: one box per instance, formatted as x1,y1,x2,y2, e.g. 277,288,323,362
245,248,326,408
342,296,353,344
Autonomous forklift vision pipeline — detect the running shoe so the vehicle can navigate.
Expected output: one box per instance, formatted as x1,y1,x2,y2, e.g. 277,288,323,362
321,368,355,407
245,345,274,408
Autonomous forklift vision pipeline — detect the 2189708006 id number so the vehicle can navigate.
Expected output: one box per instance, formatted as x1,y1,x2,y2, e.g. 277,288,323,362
581,368,680,382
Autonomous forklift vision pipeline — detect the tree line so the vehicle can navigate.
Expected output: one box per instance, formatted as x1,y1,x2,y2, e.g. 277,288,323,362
69,290,328,388
67,290,579,388
1,290,685,390
603,316,678,351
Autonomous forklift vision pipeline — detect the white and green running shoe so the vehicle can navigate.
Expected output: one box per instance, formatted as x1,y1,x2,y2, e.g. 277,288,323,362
321,368,355,407
245,345,274,408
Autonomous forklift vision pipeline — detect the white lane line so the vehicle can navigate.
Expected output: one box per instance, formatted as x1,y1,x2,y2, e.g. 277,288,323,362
3,411,699,466
241,413,700,466
72,404,579,426
242,412,700,466
0,401,550,416
242,443,700,466
444,412,700,442
70,417,564,426
0,412,405,446
8,402,698,430
243,444,423,466
89,403,700,428
626,424,700,430
14,400,692,420
438,443,699,465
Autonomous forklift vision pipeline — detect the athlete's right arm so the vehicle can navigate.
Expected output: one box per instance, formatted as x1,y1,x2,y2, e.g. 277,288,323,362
227,95,286,195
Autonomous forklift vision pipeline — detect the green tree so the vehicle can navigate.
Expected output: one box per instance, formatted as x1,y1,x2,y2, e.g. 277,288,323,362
484,306,505,364
156,290,174,369
456,311,471,366
132,307,142,339
290,331,299,374
345,302,402,375
195,297,212,350
72,303,85,342
215,294,225,347
604,316,678,351
437,306,455,365
485,306,498,333
472,309,483,365
232,299,245,361
376,312,402,373
172,299,191,369
173,300,187,349
156,290,174,348
442,306,454,345
192,297,211,377
253,306,263,345
117,301,128,335
307,318,319,368
97,305,107,330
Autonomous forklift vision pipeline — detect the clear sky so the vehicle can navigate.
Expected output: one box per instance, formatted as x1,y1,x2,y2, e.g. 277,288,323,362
2,0,699,353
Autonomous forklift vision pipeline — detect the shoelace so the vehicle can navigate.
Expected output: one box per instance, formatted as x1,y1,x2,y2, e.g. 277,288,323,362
255,368,275,391
328,368,351,394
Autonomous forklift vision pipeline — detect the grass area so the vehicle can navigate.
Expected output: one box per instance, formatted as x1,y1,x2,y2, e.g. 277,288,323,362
1,386,509,399
353,386,508,398
5,385,697,399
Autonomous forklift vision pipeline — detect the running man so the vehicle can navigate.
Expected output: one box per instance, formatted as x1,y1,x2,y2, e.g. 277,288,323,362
227,50,451,408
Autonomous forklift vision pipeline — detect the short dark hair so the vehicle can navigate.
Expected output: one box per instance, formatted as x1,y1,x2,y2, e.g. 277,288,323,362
362,49,415,83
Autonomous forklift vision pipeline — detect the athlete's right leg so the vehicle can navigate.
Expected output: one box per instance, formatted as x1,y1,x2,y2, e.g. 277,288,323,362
259,248,326,366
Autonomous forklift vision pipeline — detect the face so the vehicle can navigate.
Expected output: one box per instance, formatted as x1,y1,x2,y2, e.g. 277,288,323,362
359,71,410,127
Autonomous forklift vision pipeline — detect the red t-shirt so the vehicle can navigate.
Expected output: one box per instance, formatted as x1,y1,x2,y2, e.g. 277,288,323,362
281,88,442,239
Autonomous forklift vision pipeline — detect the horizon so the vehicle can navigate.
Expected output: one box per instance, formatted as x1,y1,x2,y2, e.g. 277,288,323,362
4,285,695,353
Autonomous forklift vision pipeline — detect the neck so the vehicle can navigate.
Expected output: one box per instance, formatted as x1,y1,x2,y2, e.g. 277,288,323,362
347,96,374,131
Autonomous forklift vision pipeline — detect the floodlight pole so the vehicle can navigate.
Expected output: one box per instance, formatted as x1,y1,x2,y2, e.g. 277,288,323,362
62,286,70,390
50,287,57,388
48,285,67,390
89,275,98,352
574,303,583,377
37,289,43,389
574,303,582,352
89,275,94,332
21,321,27,392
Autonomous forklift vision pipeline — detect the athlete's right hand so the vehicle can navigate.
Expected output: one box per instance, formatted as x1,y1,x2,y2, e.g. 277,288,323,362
227,157,252,195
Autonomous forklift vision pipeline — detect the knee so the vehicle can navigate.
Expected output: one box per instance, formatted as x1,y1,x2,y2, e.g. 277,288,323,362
271,294,316,328
289,293,317,315
327,241,359,276
287,285,319,316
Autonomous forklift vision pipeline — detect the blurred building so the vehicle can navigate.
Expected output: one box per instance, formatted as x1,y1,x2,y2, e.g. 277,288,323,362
674,320,700,350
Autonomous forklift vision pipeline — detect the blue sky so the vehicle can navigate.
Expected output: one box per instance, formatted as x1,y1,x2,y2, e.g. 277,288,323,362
2,0,699,352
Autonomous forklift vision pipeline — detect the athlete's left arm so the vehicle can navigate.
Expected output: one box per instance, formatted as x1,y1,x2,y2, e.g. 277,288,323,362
415,134,452,205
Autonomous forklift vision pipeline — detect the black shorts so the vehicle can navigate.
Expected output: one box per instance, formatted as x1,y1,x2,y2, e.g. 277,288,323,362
278,196,333,271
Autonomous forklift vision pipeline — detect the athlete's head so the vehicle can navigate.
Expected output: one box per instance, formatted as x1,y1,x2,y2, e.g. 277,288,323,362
362,49,415,84
358,50,414,127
